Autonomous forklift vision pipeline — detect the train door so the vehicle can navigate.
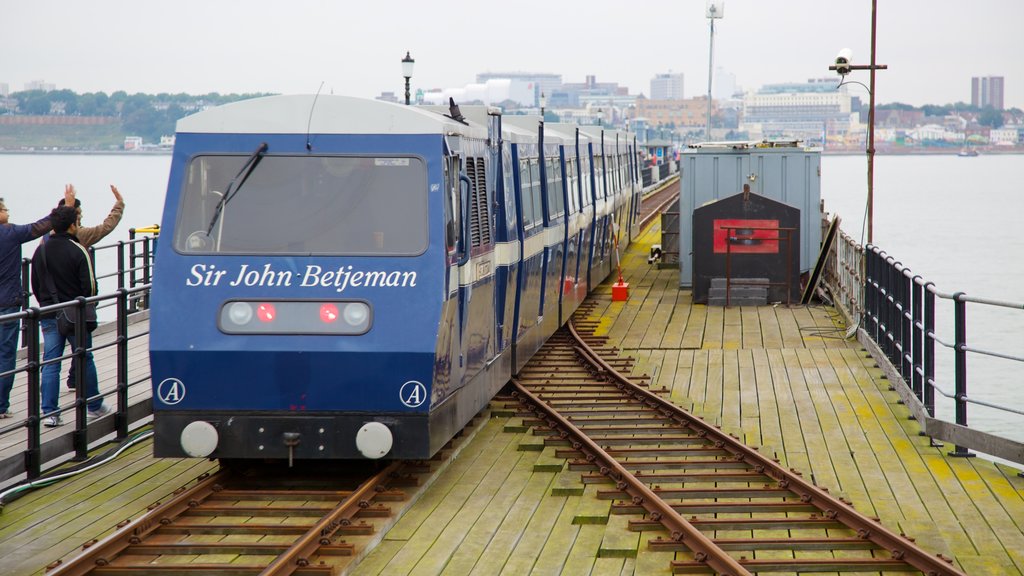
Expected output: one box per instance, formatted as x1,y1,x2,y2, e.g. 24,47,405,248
442,151,465,393
449,139,497,387
492,115,518,355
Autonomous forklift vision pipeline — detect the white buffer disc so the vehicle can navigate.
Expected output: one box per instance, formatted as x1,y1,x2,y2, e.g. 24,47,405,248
355,421,393,459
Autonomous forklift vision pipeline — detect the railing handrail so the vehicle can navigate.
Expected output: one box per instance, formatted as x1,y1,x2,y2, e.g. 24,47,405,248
1,229,157,488
826,230,1024,466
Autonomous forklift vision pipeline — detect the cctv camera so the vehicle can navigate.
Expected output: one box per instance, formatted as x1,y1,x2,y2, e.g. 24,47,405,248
834,48,853,76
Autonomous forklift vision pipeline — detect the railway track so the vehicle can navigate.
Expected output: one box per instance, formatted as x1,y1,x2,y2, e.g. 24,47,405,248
508,316,965,575
639,176,679,230
47,461,420,576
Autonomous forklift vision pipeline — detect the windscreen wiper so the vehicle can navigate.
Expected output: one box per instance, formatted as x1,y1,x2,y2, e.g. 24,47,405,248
206,142,269,235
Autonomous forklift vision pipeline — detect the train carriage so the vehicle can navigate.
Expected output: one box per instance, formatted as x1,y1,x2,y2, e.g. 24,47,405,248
150,95,646,462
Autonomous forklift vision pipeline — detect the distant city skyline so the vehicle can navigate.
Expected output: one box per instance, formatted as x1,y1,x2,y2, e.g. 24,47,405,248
2,1,1021,109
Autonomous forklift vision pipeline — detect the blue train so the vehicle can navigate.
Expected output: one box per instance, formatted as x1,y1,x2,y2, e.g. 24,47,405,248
150,95,647,461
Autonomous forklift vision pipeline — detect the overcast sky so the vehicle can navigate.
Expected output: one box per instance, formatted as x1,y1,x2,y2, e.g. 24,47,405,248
3,1,1021,109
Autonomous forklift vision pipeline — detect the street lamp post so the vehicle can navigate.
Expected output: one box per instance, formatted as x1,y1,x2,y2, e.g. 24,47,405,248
829,0,887,244
540,92,546,118
705,0,724,141
401,51,415,106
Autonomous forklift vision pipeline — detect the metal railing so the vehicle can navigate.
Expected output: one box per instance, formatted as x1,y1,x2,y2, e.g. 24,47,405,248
18,228,157,348
823,230,1024,467
1,229,157,486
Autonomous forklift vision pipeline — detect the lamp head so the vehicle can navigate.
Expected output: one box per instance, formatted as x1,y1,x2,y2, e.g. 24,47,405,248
401,51,415,79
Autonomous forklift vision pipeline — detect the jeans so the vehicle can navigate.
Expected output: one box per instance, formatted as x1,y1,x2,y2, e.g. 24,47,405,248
0,306,20,413
41,318,102,416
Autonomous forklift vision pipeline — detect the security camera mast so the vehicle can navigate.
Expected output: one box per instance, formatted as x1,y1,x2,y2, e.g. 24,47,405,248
828,0,887,244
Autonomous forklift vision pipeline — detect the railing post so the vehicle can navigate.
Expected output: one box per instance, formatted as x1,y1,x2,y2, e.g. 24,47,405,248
72,299,89,461
911,277,923,400
18,258,30,350
949,292,974,458
116,241,126,292
141,238,152,310
128,228,139,313
863,247,875,339
115,288,129,439
882,255,894,362
24,308,42,480
923,283,936,419
901,269,912,383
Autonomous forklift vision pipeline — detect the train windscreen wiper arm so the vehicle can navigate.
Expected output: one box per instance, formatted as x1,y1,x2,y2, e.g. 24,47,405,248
206,142,269,235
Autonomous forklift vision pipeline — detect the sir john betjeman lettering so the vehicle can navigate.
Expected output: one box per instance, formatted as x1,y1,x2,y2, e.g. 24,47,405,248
186,263,418,293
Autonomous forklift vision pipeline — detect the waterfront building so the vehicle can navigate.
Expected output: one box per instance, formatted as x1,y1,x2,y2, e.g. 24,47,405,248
0,83,8,97
971,76,1004,110
650,72,684,100
123,136,143,151
990,125,1022,145
741,78,857,146
635,95,712,132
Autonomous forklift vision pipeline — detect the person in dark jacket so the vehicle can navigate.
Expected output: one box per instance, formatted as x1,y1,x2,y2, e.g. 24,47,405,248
30,205,111,427
54,184,125,392
0,186,75,418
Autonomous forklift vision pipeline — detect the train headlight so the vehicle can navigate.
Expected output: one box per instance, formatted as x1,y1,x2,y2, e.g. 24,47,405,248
226,302,254,326
181,420,219,457
342,302,370,327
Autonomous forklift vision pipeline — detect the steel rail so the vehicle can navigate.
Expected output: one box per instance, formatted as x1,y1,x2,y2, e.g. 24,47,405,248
48,469,230,575
566,319,965,576
261,461,401,575
512,320,965,575
510,379,749,576
638,181,679,230
47,463,403,576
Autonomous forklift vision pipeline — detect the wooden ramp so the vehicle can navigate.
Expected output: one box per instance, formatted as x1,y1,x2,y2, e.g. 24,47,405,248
2,221,1024,575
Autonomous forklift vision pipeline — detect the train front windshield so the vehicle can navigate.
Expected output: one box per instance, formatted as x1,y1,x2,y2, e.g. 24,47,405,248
174,155,428,256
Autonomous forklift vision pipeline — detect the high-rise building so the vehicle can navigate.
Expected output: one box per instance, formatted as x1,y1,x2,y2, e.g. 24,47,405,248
971,76,1004,110
650,73,684,100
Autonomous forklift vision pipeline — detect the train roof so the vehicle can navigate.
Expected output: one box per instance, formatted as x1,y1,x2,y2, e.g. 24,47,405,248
176,94,486,138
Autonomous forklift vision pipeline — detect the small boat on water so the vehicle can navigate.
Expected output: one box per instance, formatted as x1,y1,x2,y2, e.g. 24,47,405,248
957,147,979,157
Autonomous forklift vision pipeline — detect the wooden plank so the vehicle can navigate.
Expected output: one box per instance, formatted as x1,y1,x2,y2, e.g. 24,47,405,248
389,430,527,575
494,494,575,575
598,513,639,559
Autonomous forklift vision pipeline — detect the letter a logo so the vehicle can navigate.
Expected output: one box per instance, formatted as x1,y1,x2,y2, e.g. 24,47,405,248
399,380,427,408
158,378,187,405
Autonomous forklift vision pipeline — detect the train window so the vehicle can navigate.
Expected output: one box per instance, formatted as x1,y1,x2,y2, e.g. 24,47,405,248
529,160,542,227
566,158,578,214
445,156,458,253
581,157,592,207
175,155,427,255
546,158,564,219
502,151,516,231
519,160,534,229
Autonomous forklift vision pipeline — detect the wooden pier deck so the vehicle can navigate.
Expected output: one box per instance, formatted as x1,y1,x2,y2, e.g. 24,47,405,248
1,218,1023,575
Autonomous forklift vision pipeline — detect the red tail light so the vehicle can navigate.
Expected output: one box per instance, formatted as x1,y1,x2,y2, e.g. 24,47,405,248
319,303,339,323
256,303,276,323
